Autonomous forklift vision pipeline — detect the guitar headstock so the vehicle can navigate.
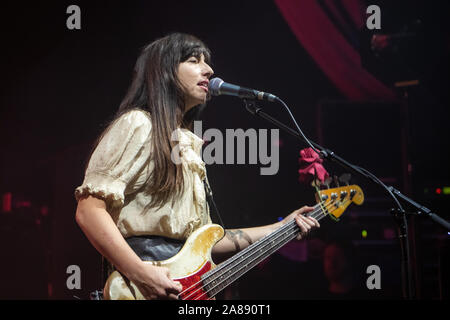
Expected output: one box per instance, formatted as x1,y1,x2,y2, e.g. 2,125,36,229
314,185,364,220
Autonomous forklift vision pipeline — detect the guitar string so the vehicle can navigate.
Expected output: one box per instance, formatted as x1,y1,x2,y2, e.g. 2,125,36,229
199,203,324,285
202,203,323,281
204,222,314,300
205,224,312,300
179,198,347,300
179,201,335,300
197,199,349,300
197,200,345,300
204,193,355,285
178,203,325,300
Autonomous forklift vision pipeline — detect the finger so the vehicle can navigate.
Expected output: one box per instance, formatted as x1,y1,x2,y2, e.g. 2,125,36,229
162,268,181,291
165,287,181,300
142,289,157,300
298,215,315,227
295,216,309,233
173,280,183,292
300,213,319,228
157,287,169,299
300,215,314,230
168,293,180,300
308,216,320,228
298,215,314,225
295,219,308,240
298,206,315,214
139,285,159,300
165,281,182,296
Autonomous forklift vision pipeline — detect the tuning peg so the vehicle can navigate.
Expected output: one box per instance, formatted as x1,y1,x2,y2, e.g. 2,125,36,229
339,173,351,185
333,175,340,187
323,177,332,189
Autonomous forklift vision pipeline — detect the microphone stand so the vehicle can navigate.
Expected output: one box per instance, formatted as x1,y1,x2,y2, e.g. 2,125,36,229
242,99,450,300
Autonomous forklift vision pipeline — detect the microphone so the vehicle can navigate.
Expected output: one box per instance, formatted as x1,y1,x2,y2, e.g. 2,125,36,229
208,77,278,102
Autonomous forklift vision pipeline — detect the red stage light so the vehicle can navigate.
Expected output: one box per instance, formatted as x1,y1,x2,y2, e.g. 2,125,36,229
40,206,49,217
2,193,12,212
16,201,31,208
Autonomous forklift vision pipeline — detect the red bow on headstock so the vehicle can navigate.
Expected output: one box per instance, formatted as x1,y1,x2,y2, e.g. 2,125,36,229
298,147,329,185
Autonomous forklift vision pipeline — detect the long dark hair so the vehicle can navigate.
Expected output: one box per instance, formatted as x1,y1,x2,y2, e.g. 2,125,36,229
91,33,212,209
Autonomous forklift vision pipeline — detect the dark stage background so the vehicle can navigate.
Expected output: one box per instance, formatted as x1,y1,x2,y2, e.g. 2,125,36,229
0,0,449,300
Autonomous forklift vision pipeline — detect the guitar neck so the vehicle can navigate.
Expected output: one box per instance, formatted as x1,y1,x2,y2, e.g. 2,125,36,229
201,203,327,298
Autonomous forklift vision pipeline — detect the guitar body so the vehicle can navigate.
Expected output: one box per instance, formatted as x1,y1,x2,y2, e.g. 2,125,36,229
103,185,364,300
103,224,225,300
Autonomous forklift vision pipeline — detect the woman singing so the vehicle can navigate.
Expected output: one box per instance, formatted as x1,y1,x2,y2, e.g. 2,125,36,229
74,33,319,300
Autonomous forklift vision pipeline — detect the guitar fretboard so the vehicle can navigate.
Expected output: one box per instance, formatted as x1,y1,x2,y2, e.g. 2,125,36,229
200,203,328,298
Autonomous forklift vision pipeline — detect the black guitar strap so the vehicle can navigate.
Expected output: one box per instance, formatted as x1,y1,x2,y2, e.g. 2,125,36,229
203,178,225,229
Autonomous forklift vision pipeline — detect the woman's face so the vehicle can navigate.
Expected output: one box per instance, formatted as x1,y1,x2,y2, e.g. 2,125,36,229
177,53,214,112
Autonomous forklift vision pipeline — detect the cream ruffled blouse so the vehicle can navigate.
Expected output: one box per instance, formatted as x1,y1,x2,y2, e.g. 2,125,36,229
74,109,212,240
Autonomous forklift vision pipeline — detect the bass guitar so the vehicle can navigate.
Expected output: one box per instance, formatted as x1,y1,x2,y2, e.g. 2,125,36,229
104,184,364,300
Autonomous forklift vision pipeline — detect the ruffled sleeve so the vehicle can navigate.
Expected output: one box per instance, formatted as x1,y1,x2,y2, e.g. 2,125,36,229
176,128,207,220
75,110,152,208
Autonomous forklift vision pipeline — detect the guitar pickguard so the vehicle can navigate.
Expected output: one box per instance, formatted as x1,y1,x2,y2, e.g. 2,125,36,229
103,224,224,300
